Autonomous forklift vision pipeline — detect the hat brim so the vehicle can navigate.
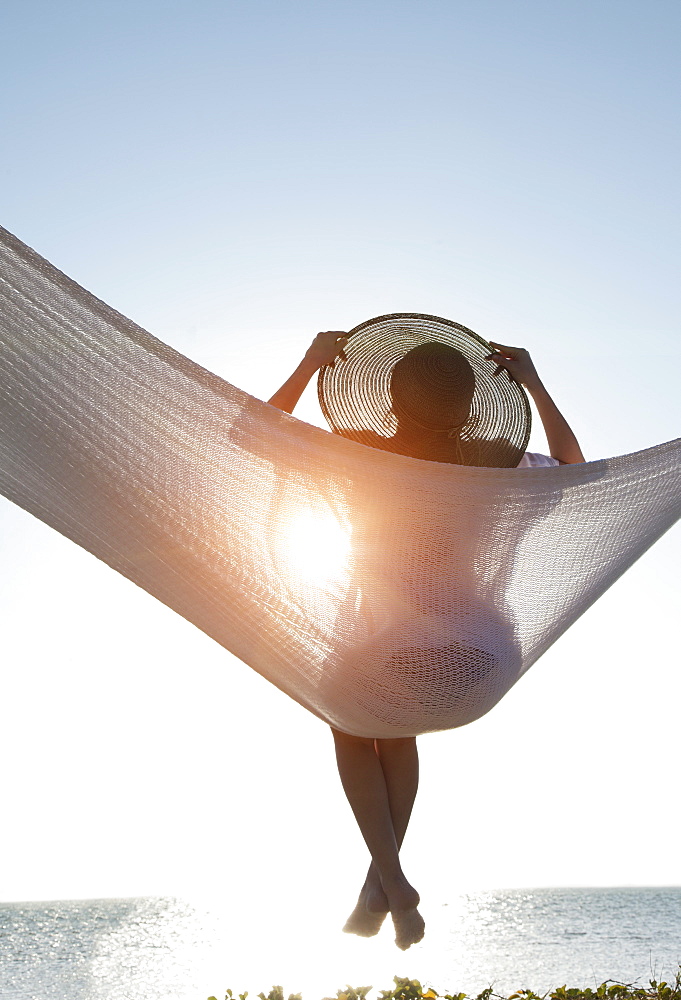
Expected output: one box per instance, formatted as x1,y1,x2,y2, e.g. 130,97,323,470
317,313,531,467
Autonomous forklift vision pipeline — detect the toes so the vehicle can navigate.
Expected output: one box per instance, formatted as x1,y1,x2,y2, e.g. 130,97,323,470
392,907,425,950
343,898,388,938
343,912,385,938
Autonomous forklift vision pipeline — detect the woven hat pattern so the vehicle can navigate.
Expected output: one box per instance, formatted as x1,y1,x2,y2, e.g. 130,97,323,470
318,313,531,467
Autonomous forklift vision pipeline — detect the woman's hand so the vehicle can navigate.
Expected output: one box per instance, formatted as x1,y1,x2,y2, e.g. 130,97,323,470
486,342,543,393
268,331,349,414
486,340,584,464
304,331,349,371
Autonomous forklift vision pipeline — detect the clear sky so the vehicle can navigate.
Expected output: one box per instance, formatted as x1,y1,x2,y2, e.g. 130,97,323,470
1,0,680,988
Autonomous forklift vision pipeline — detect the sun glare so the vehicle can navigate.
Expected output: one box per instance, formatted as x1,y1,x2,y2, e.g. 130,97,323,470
283,507,352,587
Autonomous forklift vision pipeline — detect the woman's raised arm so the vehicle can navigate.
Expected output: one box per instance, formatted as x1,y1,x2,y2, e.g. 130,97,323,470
487,342,585,464
268,331,348,413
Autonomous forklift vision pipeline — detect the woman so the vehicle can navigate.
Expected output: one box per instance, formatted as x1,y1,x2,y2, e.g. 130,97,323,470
269,330,584,950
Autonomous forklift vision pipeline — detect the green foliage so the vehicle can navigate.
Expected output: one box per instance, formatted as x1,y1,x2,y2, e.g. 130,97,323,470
209,970,681,1000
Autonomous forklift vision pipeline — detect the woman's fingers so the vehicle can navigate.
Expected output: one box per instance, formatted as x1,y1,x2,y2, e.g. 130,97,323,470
306,331,350,368
487,341,528,359
491,363,517,384
485,341,541,390
328,333,349,367
316,331,348,347
329,346,348,368
487,344,520,382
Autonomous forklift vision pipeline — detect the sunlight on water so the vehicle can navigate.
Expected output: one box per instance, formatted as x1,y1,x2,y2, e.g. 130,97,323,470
1,889,680,1000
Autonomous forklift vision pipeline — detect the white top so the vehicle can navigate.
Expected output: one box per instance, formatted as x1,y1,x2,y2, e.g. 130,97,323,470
517,452,561,468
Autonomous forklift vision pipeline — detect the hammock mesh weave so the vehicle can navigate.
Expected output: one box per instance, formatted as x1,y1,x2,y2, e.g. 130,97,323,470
1,226,679,738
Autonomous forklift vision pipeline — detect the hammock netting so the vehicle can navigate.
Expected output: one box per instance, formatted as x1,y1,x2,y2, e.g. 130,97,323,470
1,226,679,738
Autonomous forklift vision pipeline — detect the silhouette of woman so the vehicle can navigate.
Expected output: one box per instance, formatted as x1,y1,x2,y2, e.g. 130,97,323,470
268,330,584,949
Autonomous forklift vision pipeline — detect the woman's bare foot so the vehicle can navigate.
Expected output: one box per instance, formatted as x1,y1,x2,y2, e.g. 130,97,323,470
391,906,425,951
342,874,389,937
344,870,424,949
382,876,425,951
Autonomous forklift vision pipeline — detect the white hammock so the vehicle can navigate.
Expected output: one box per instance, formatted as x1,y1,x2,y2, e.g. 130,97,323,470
1,226,679,738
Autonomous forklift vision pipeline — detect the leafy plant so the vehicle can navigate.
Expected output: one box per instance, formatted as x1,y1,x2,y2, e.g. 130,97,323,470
208,969,681,1000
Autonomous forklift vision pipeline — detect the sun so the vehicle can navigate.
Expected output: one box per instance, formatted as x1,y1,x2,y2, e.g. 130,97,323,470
283,506,352,587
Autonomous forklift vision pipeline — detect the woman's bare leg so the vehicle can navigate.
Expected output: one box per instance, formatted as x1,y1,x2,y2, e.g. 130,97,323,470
332,729,424,949
359,737,420,909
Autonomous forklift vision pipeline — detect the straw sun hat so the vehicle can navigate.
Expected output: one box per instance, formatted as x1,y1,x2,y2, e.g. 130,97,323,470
318,313,531,468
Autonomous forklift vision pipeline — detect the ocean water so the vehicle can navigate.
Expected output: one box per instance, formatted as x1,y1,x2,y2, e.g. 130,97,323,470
0,889,680,1000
